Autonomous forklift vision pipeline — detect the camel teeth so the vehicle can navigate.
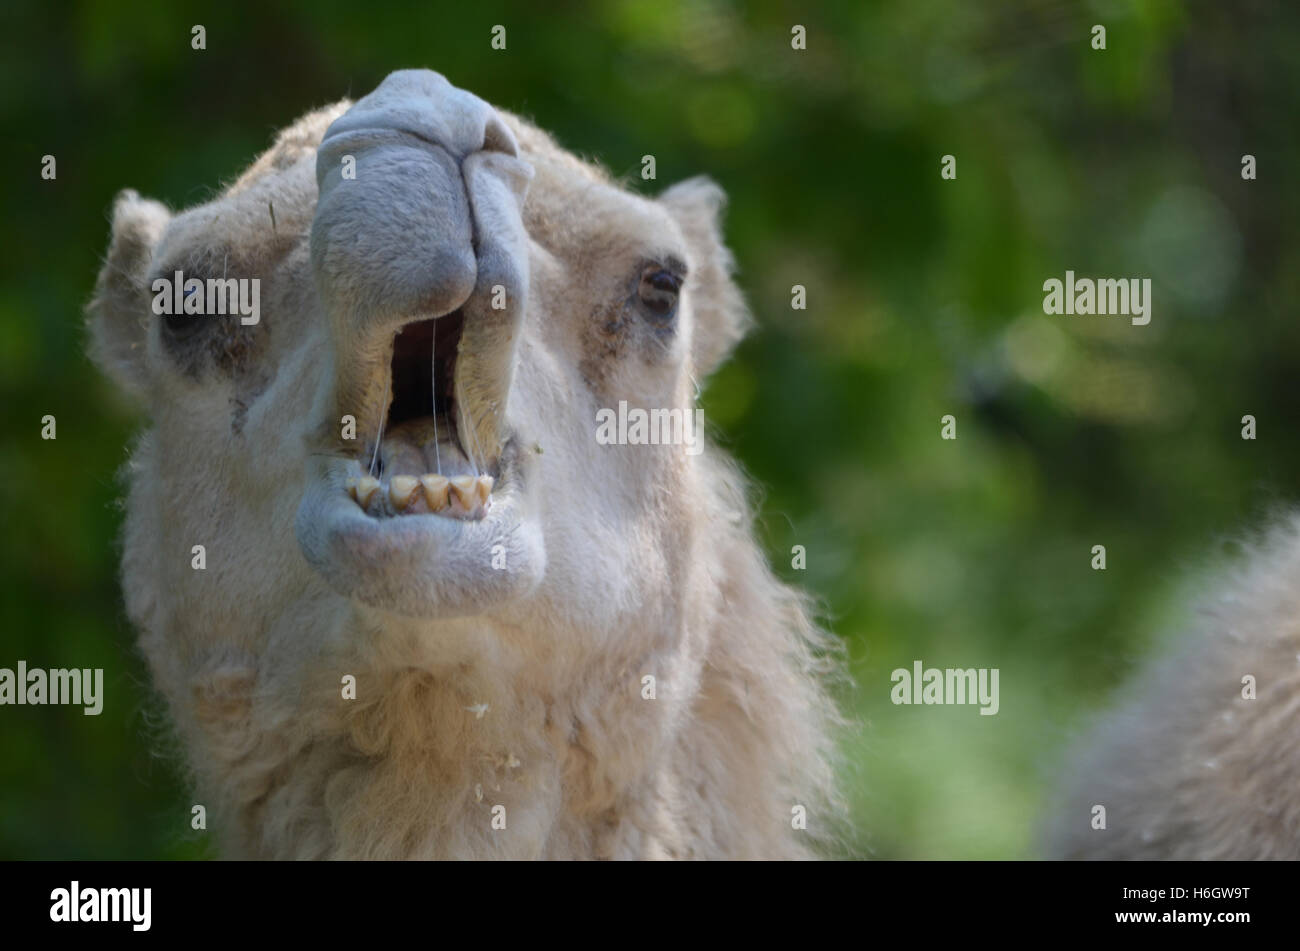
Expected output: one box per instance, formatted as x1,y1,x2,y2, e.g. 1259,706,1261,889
389,475,418,508
345,472,486,517
420,474,450,510
450,475,477,509
355,475,380,508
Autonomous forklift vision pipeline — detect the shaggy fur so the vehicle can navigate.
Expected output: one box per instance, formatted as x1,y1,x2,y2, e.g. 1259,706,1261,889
88,71,844,859
1046,514,1300,859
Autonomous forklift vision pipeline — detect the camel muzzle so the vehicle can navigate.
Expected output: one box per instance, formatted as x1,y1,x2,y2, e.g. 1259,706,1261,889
294,70,545,618
310,68,532,477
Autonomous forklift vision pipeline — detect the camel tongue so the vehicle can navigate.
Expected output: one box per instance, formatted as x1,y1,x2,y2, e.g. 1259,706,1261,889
378,415,477,478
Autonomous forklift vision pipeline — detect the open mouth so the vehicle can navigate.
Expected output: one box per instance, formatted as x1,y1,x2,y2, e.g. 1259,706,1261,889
295,300,544,619
345,310,496,520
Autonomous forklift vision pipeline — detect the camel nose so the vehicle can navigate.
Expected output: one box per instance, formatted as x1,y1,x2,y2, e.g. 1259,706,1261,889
321,69,518,160
310,70,520,336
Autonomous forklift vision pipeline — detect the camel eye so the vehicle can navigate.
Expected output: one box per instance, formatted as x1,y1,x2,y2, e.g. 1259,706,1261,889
163,312,206,340
637,266,682,322
161,284,210,342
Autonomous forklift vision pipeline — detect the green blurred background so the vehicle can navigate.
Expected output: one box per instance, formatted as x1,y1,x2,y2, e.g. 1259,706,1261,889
2,0,1297,859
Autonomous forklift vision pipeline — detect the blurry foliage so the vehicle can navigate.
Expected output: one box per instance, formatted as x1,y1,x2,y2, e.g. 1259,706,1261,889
1,0,1297,859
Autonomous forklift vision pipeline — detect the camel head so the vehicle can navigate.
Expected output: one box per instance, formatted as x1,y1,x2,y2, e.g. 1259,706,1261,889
87,70,834,859
91,66,747,621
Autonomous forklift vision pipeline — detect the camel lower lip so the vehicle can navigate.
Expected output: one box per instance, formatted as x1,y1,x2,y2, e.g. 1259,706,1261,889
294,437,545,618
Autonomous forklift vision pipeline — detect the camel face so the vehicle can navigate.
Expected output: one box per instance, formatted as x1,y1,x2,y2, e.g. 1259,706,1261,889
90,69,748,657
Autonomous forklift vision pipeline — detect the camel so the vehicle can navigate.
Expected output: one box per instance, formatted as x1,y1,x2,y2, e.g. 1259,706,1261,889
1046,514,1300,859
87,70,843,859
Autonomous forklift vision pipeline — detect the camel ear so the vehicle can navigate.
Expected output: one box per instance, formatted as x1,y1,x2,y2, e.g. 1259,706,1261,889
87,189,172,397
660,177,752,378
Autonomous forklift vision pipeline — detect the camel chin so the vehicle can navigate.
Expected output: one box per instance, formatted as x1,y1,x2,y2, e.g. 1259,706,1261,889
295,434,546,620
